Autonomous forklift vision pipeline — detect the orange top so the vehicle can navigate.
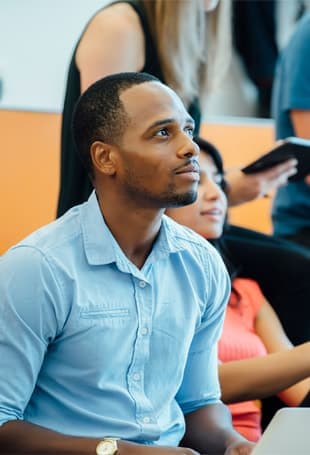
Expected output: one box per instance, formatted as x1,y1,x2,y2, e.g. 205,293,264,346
218,278,268,442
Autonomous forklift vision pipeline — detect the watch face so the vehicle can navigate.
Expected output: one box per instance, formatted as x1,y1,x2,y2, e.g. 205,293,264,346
96,439,118,455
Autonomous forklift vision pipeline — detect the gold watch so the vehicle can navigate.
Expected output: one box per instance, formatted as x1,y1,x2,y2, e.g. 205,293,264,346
95,438,119,455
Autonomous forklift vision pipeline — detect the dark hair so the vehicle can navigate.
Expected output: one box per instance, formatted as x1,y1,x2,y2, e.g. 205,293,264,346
194,136,225,189
72,72,160,179
194,136,240,281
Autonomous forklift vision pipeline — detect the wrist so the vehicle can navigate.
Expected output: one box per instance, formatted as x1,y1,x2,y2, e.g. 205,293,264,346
111,439,144,455
224,429,248,449
96,438,119,455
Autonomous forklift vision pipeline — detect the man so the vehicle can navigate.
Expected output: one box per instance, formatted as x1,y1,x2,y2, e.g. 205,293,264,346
0,73,253,454
271,11,310,249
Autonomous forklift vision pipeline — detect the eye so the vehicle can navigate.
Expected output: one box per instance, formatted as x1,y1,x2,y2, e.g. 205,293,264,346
185,126,194,137
154,128,169,137
213,173,226,189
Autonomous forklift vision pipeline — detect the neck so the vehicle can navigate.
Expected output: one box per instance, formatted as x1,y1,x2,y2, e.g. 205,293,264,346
96,191,164,269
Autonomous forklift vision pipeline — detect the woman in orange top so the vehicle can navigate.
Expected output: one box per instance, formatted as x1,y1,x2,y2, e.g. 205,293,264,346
166,138,310,442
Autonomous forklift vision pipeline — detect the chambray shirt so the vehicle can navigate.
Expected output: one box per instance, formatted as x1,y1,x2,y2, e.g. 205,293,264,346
0,191,230,446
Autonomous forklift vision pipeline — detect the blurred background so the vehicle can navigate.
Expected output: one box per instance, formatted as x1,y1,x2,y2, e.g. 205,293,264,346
0,0,309,118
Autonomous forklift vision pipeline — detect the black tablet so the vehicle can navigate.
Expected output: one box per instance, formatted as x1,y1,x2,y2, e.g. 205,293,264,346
241,137,310,182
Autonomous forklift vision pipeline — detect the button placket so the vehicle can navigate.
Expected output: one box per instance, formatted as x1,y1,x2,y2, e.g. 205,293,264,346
133,373,141,381
127,277,157,432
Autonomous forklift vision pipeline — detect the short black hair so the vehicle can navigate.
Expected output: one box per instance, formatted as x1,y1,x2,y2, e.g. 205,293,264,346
72,72,160,178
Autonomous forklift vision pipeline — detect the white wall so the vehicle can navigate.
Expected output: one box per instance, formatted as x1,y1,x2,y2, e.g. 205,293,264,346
0,0,107,112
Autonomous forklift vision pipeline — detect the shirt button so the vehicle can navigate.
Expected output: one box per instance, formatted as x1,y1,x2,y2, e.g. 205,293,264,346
141,327,148,336
133,373,141,381
139,281,146,288
143,417,150,424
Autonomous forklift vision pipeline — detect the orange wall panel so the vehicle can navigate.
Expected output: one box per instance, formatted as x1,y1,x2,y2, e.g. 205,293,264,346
0,110,61,254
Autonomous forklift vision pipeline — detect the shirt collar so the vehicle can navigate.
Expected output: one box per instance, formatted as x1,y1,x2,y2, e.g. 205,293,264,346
80,191,189,267
80,191,118,266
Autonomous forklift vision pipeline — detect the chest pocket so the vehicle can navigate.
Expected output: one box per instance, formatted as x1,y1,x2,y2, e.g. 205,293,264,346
79,304,131,328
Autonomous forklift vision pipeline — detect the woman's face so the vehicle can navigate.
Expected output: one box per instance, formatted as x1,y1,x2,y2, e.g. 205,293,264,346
204,0,220,12
166,152,227,239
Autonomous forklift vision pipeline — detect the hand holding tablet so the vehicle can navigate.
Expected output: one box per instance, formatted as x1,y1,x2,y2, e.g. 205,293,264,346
242,137,310,182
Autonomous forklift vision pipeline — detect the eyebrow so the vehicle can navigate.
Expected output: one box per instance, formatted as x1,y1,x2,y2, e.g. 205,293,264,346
147,116,195,131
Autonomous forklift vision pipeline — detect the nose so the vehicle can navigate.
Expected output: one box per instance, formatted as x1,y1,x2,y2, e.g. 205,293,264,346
177,133,200,159
202,178,222,201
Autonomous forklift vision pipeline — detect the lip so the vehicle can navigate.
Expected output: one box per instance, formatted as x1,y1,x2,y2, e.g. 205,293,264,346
200,208,224,218
174,163,200,181
175,163,200,175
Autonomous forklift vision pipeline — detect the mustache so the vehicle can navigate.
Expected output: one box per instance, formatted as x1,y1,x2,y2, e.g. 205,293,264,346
173,159,200,174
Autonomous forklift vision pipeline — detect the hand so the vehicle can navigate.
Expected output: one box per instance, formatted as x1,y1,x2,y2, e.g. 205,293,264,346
305,174,310,185
224,440,255,454
226,159,297,206
117,440,200,455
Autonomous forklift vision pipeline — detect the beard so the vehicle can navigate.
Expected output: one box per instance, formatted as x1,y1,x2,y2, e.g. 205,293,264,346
163,188,198,208
122,167,198,209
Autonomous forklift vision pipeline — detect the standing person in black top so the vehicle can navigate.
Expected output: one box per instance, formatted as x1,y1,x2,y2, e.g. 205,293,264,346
58,0,295,217
58,0,309,346
233,0,278,118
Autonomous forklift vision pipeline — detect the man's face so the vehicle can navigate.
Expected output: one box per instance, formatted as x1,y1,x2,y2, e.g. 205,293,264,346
114,82,200,209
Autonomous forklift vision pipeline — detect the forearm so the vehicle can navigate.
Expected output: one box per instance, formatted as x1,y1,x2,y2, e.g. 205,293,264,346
219,342,310,404
0,421,102,454
0,421,198,455
182,403,246,454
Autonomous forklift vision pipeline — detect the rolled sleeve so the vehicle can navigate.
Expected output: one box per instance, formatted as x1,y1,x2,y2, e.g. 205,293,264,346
176,248,231,414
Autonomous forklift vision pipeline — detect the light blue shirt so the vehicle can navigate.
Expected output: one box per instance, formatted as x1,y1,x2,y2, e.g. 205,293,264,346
0,191,230,446
271,13,310,237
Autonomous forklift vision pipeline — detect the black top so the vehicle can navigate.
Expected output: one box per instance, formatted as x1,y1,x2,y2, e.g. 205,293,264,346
57,0,201,217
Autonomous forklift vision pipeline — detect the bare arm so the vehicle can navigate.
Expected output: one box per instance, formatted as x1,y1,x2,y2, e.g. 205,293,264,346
255,301,310,405
75,3,145,93
182,403,254,455
219,342,310,403
219,302,310,405
0,421,198,455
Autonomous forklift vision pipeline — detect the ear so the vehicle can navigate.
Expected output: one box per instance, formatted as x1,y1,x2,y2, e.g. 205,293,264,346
90,141,117,176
